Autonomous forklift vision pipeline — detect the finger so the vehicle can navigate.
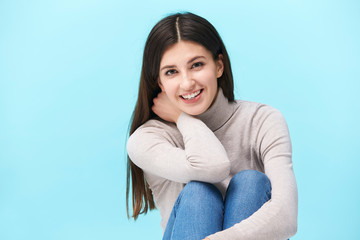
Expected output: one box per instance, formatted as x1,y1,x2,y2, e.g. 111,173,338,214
158,91,167,98
151,105,158,115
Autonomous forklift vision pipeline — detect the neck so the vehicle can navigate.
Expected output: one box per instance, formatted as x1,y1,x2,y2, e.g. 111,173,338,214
197,88,236,131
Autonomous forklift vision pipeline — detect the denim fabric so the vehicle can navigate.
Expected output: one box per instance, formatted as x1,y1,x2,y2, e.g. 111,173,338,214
163,170,272,240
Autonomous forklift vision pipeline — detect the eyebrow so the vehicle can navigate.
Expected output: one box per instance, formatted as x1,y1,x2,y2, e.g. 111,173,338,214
160,56,205,71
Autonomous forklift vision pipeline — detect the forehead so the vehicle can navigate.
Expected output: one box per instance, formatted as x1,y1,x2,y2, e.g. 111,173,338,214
160,41,212,65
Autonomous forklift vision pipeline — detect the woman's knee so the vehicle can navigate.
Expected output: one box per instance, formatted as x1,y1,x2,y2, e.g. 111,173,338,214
229,170,271,194
182,181,223,200
179,181,223,210
223,170,272,229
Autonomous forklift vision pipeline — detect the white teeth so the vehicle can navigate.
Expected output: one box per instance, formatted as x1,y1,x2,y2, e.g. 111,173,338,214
182,90,201,100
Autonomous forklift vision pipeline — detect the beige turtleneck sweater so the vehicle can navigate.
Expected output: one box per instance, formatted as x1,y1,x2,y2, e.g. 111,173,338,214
127,89,298,240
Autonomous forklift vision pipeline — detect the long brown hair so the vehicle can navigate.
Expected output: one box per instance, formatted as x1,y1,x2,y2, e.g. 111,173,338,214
126,12,235,220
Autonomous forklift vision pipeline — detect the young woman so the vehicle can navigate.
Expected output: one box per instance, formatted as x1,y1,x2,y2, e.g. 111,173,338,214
126,12,298,240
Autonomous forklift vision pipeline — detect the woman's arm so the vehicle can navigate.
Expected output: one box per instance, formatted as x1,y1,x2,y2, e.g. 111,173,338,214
127,92,231,184
207,106,298,240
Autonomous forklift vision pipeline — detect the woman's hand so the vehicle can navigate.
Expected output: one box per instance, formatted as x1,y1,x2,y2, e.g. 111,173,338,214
152,91,182,123
203,238,210,240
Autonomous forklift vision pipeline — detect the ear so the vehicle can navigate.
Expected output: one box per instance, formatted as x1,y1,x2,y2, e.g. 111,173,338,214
158,78,165,92
216,54,224,78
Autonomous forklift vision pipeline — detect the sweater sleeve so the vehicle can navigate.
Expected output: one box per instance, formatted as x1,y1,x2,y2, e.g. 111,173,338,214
208,106,298,240
127,112,230,184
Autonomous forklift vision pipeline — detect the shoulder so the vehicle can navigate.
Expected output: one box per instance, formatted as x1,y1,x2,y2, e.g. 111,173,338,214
135,118,180,137
231,100,290,143
138,118,176,131
234,101,292,161
127,118,182,152
235,100,287,125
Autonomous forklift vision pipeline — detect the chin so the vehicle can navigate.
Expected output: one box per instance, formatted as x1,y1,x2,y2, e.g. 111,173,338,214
183,106,208,116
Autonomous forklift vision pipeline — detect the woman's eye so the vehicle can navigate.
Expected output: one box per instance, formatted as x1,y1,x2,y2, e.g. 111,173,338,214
191,62,204,69
165,69,177,76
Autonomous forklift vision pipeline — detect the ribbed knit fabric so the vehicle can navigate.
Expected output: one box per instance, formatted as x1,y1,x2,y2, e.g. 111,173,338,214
127,89,298,240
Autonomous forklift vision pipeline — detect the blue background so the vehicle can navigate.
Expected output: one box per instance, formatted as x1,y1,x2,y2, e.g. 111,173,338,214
1,0,359,239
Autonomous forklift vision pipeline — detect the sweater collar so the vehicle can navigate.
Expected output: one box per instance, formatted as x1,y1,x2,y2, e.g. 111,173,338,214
197,88,237,132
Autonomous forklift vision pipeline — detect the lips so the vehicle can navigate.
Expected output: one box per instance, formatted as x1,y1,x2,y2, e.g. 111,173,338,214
179,89,203,104
180,89,202,100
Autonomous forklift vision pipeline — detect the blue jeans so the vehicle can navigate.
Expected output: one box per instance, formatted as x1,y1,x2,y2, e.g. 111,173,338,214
163,170,272,240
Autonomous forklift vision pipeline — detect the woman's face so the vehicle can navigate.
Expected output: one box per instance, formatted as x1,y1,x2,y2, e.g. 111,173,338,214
158,41,224,116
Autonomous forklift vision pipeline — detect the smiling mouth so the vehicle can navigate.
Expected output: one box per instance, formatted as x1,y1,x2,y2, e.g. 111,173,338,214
180,89,203,100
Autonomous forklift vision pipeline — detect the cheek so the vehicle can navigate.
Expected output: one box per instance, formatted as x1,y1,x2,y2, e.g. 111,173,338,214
161,80,178,96
194,70,218,85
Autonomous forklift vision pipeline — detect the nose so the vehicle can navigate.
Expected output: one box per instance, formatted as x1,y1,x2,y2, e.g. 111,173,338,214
180,72,195,91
